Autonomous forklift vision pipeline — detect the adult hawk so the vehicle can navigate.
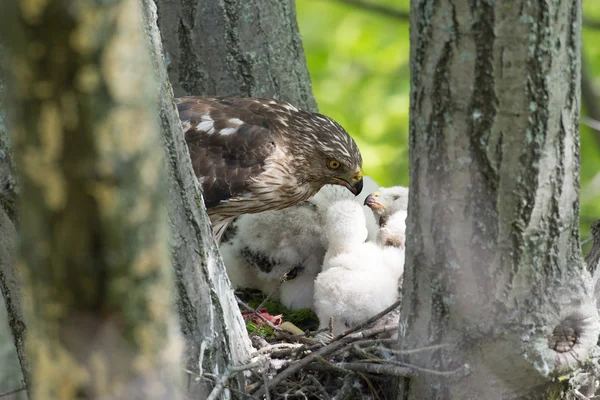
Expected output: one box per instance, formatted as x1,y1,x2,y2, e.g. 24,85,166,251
176,97,364,243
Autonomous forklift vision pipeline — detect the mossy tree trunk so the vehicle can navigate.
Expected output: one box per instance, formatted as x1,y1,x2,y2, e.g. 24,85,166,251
0,1,182,398
399,1,599,399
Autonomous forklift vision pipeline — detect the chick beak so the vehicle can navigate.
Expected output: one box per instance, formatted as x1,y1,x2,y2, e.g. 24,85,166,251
364,192,386,212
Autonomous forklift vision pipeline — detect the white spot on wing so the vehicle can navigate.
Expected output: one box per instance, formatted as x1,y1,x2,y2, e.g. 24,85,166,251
228,118,244,126
220,127,238,135
280,102,298,112
196,121,215,134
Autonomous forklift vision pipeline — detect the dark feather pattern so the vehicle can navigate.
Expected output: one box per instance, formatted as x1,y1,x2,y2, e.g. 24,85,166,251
175,96,363,243
178,97,278,208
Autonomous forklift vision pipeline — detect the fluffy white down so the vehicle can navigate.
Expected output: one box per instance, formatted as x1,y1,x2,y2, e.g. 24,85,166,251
310,176,380,243
378,186,409,217
220,201,325,310
219,176,380,311
314,200,406,334
379,210,407,249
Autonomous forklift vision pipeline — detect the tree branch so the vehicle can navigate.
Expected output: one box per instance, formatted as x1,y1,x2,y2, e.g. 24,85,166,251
581,54,600,153
326,0,600,32
326,0,409,20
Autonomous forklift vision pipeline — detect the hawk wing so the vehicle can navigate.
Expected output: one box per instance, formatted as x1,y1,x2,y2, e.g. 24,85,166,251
176,97,279,208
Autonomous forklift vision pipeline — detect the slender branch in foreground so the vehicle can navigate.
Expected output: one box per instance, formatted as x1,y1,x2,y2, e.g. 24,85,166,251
0,386,26,398
325,0,600,31
327,0,409,20
584,17,600,30
582,117,600,133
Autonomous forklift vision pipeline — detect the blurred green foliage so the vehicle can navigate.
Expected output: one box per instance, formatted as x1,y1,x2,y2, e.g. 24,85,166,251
297,0,600,242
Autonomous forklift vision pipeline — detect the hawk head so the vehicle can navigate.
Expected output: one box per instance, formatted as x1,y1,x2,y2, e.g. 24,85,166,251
276,105,364,196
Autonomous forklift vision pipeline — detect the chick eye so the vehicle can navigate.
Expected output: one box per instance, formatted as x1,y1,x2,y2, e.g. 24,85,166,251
328,160,341,170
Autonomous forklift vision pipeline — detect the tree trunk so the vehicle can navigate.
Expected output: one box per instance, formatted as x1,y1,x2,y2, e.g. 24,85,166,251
0,1,182,398
154,0,318,111
399,1,599,399
141,1,254,397
0,48,29,396
151,0,318,396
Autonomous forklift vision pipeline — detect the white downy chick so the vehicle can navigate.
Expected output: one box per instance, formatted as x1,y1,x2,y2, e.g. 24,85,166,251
314,201,399,335
379,210,407,249
220,201,325,310
309,176,380,243
364,186,409,228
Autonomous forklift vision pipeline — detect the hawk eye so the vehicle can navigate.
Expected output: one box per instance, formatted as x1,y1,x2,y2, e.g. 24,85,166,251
328,160,341,170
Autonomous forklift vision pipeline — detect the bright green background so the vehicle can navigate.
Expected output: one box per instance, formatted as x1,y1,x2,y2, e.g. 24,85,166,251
297,0,600,243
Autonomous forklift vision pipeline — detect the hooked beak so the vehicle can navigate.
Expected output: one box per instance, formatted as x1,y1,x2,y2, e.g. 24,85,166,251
364,192,386,213
333,171,363,196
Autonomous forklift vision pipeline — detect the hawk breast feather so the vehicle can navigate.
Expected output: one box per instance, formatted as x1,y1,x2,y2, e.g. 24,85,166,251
177,97,281,208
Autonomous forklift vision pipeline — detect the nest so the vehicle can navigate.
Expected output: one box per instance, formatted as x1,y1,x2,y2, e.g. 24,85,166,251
207,290,419,400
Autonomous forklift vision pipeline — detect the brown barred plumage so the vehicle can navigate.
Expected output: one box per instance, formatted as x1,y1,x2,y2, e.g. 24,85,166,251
176,97,363,243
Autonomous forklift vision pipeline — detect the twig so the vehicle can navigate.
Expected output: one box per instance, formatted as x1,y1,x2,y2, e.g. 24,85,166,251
584,17,600,30
308,374,332,400
251,343,303,357
574,389,591,400
368,343,450,356
309,361,417,377
252,324,397,397
582,117,600,133
0,386,26,398
206,358,266,400
332,299,401,341
582,53,600,153
250,271,291,324
326,0,409,20
236,296,283,332
324,0,600,31
273,331,320,345
582,237,593,247
382,357,467,377
262,369,272,400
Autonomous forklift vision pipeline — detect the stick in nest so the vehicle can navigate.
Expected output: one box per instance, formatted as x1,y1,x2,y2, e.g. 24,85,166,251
206,358,267,400
251,323,402,397
249,269,294,325
333,299,402,341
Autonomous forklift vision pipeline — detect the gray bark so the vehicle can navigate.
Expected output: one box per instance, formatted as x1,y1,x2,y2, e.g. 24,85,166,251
154,0,317,111
0,0,182,398
142,2,254,398
0,212,26,400
151,0,318,396
0,48,28,395
399,1,599,399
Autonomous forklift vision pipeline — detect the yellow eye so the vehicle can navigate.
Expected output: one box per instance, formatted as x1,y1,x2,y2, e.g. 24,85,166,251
328,160,341,170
